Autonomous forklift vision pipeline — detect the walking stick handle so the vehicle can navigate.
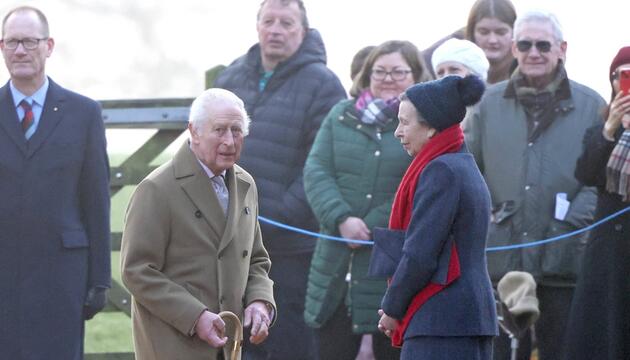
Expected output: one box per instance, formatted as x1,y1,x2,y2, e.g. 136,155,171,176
219,311,243,360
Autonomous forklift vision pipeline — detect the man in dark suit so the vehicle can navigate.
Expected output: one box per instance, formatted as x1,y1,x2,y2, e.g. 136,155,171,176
0,6,111,359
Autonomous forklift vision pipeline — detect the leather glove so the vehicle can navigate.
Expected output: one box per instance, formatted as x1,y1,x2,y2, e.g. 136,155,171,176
84,286,108,320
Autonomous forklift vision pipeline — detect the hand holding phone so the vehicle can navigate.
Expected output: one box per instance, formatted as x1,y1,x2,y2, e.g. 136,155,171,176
620,68,630,95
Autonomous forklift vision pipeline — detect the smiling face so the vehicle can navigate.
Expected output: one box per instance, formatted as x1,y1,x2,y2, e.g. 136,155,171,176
369,51,415,101
473,17,513,64
256,0,305,71
512,20,566,89
1,10,54,91
189,101,245,174
395,100,436,157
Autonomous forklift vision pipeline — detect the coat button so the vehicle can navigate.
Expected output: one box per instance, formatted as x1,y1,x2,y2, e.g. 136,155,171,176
243,250,249,258
194,210,202,218
614,224,623,231
366,194,372,199
374,150,381,157
338,115,344,121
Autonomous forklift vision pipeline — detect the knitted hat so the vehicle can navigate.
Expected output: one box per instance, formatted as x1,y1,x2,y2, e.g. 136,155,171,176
609,46,630,81
404,75,485,131
431,38,490,81
497,271,540,331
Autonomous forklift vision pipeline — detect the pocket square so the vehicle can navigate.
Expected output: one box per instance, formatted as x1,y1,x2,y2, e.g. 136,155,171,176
367,227,405,278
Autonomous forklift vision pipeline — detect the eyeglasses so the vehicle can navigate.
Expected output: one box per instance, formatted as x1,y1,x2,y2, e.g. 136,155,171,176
516,40,552,53
1,38,48,50
371,69,412,81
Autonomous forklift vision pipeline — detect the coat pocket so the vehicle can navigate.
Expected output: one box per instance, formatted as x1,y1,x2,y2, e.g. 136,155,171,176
61,229,89,249
486,201,519,283
541,219,584,281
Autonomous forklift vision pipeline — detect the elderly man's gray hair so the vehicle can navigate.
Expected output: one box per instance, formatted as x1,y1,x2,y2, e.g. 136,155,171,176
189,88,250,136
513,10,564,43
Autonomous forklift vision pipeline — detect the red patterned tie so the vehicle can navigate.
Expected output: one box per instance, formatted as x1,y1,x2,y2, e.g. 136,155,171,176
19,100,34,134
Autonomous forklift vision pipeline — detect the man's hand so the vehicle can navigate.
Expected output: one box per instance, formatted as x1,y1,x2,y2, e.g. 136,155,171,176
377,309,399,338
83,286,108,320
195,310,227,348
339,216,371,249
243,301,272,344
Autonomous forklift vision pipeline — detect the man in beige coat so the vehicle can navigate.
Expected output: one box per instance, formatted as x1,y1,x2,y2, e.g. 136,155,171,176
121,88,276,360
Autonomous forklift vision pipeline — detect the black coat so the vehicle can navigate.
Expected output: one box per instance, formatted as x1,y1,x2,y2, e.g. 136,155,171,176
564,124,630,360
214,29,346,256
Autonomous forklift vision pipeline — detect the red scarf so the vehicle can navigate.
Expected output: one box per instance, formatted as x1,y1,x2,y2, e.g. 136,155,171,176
388,124,463,347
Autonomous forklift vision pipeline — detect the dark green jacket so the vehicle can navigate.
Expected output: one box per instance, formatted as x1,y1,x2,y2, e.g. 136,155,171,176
303,99,411,333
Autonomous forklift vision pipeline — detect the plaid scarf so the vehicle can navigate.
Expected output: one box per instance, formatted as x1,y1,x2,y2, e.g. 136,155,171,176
509,63,570,142
354,90,400,128
606,129,630,201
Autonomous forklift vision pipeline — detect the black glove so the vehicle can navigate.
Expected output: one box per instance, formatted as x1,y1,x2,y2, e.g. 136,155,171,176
84,286,108,320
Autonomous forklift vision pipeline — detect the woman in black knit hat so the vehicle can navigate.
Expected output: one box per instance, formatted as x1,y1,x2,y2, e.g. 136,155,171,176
372,75,498,359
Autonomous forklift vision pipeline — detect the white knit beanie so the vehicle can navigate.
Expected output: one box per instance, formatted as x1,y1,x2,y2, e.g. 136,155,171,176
431,38,490,82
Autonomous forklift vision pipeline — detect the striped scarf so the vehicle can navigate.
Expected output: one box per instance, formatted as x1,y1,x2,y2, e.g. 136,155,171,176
606,129,630,201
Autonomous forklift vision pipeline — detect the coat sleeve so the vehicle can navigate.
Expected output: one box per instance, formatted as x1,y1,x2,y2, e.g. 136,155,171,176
463,106,484,174
280,70,347,225
304,104,353,231
575,123,618,188
80,100,111,290
381,160,460,319
244,185,276,324
120,179,207,335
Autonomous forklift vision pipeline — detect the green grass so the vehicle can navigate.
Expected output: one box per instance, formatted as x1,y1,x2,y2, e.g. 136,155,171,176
85,311,134,353
84,252,133,353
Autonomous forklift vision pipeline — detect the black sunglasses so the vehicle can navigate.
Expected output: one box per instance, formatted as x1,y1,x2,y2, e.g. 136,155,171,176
516,40,552,53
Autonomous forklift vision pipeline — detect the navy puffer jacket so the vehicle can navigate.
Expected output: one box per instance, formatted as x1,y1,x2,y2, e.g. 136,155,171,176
215,29,346,255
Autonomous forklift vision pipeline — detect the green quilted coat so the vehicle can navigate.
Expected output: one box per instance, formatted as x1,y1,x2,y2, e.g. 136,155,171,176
303,99,412,333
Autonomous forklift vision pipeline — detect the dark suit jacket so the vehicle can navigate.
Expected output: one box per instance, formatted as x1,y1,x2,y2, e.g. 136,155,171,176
379,148,498,339
0,78,111,360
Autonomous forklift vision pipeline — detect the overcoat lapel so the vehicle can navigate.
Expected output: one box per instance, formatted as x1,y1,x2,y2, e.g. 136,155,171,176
218,167,250,255
173,142,226,241
27,80,65,158
0,83,28,155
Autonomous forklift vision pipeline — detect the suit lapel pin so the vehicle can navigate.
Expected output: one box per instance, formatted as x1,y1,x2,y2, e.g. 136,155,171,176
53,107,58,112
244,207,250,215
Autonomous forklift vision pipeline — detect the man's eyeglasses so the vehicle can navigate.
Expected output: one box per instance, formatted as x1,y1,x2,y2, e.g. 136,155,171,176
371,69,412,81
516,40,552,53
1,38,48,50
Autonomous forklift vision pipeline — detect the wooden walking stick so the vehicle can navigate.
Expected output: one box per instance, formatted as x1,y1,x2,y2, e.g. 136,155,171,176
219,311,243,360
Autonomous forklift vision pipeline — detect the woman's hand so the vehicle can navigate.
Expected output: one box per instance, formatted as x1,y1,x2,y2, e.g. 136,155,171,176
604,92,630,138
377,309,399,338
338,216,370,249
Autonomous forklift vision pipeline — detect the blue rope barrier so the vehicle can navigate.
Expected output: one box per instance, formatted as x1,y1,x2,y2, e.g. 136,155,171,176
257,205,630,252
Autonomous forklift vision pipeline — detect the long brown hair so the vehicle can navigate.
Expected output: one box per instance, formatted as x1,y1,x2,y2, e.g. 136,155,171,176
465,0,516,43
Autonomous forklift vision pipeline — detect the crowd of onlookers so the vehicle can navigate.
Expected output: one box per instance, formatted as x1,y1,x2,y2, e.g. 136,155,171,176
2,1,628,360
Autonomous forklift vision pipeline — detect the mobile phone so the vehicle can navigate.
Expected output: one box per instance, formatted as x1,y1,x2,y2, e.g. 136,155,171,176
620,68,630,95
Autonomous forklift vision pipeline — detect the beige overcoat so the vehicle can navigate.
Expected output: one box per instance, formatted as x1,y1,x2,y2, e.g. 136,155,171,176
121,142,275,360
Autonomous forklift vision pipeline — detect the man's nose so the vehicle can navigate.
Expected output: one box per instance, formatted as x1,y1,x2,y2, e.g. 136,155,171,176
13,42,28,54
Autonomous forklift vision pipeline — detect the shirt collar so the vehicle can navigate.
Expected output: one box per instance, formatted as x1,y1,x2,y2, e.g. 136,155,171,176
10,77,49,108
189,143,227,178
